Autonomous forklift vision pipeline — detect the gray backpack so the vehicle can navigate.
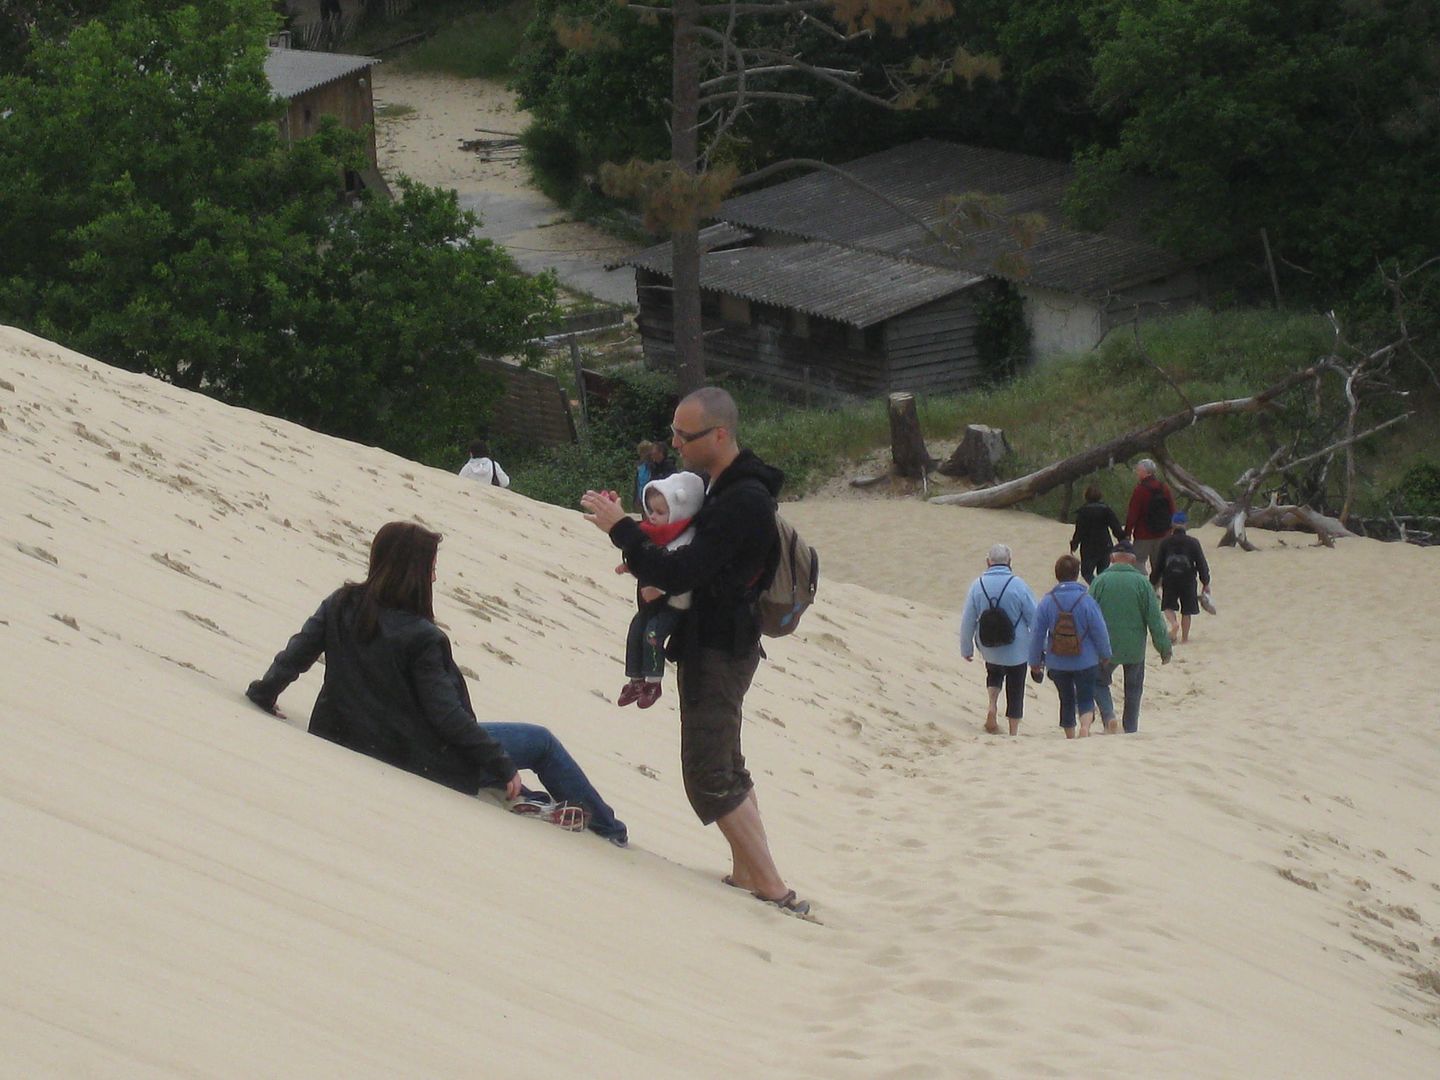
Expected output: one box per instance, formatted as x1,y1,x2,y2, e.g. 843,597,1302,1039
754,514,819,637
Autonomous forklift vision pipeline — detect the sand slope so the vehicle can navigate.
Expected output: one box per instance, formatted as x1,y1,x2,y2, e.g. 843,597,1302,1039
2,326,1438,1077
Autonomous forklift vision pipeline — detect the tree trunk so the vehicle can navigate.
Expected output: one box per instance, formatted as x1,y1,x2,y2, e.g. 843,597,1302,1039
939,424,1008,484
930,364,1322,509
888,393,931,479
669,0,705,395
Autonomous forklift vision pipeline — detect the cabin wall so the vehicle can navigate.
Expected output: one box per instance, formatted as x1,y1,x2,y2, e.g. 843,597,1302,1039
278,72,378,169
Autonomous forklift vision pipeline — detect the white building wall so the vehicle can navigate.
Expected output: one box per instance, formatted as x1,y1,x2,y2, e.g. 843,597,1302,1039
1022,270,1203,362
1020,286,1107,359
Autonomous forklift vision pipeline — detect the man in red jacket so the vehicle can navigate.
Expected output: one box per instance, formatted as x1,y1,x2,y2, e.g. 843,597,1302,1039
1124,458,1175,577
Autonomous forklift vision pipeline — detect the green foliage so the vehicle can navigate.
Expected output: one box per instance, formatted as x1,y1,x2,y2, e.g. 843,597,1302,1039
1073,0,1440,293
518,122,585,205
507,438,636,510
511,0,671,185
516,0,1438,313
1386,461,1440,518
0,0,557,466
588,366,679,453
518,310,1430,519
393,1,532,79
973,282,1028,384
510,366,678,509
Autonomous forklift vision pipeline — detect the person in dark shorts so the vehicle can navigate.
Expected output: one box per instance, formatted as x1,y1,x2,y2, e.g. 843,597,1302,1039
1150,511,1211,644
582,388,809,916
957,543,1038,736
1069,484,1125,583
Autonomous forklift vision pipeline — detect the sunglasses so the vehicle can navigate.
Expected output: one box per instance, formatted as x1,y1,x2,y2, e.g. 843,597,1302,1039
670,425,717,444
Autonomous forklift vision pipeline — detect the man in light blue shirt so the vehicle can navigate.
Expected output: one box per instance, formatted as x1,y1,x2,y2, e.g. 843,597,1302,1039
958,543,1038,735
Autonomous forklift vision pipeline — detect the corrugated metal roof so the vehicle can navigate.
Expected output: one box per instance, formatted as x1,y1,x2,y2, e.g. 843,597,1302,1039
626,238,984,328
716,140,1193,297
605,222,750,271
264,47,377,101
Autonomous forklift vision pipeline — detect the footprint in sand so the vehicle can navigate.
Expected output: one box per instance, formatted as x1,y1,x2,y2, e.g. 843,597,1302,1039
1068,876,1124,895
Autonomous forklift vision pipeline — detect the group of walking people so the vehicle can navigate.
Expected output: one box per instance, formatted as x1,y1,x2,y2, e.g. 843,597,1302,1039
958,459,1214,737
246,388,812,917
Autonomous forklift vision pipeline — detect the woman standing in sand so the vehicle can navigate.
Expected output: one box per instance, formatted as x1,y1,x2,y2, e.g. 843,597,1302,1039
245,521,627,844
1029,554,1112,738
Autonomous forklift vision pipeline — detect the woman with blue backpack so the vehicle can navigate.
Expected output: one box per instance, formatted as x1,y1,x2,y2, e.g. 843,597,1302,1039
958,543,1038,736
1029,554,1113,739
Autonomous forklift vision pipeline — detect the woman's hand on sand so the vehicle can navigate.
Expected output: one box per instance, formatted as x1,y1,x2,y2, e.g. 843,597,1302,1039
251,696,286,720
581,489,627,534
504,773,523,801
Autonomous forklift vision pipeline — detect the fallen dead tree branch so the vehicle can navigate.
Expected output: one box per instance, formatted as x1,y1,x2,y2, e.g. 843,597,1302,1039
929,364,1322,510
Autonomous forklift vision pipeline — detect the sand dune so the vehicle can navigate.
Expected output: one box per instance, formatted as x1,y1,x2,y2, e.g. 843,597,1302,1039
2,325,1438,1077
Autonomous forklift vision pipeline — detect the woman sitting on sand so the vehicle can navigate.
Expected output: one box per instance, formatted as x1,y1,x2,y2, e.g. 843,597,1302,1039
245,521,627,845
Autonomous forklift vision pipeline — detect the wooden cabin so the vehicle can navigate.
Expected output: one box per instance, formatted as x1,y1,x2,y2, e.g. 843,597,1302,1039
264,41,390,198
617,141,1203,399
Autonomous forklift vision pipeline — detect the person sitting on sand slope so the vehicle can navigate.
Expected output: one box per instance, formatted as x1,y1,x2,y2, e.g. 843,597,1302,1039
245,520,627,845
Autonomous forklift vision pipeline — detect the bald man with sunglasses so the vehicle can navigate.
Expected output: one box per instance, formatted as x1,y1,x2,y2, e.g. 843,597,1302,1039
582,388,809,916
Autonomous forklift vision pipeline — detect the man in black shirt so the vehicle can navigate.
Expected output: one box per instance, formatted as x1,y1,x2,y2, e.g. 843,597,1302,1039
582,388,809,916
1150,511,1212,643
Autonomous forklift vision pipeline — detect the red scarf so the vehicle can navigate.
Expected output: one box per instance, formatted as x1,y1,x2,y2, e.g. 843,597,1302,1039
638,517,692,547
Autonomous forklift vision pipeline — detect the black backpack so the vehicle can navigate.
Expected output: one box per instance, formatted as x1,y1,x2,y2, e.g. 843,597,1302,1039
1144,483,1174,534
976,577,1016,648
1162,547,1194,584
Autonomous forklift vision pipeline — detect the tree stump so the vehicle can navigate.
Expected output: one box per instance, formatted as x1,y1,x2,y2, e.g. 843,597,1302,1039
888,393,933,479
939,424,1009,485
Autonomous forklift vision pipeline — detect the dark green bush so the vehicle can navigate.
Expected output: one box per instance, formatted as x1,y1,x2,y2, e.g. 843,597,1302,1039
509,366,678,509
1387,460,1440,517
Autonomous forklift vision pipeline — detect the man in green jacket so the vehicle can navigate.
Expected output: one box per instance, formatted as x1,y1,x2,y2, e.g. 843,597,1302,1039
1089,541,1172,733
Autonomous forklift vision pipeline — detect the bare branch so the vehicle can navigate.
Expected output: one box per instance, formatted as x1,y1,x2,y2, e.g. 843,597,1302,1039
1260,413,1410,478
698,90,814,105
628,1,834,14
798,11,873,42
698,65,794,90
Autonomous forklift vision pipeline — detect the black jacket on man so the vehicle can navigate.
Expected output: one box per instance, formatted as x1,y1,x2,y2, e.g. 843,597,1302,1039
1150,530,1211,589
246,590,516,794
609,449,781,661
1070,500,1124,560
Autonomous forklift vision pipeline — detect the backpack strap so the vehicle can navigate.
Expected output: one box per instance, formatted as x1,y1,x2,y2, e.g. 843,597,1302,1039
979,574,1012,609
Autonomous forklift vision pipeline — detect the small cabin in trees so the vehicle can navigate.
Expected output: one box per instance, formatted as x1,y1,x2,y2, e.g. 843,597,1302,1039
616,140,1203,400
264,39,389,198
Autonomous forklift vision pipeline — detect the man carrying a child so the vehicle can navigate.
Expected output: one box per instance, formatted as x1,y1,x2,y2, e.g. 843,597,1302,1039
581,387,810,916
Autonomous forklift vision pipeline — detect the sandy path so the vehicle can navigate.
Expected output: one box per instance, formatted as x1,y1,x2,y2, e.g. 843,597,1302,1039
372,68,641,306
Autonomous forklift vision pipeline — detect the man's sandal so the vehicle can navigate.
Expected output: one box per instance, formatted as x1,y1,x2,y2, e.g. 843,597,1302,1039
755,889,811,917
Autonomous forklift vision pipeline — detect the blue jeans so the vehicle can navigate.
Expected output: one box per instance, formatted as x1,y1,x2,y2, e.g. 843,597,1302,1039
1047,667,1097,729
1094,661,1146,733
482,723,626,841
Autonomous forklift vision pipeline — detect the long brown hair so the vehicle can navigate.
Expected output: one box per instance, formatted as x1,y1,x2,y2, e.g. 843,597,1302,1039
345,521,441,642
